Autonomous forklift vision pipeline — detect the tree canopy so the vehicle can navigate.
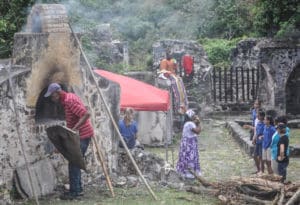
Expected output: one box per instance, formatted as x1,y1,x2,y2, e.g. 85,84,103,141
0,0,299,67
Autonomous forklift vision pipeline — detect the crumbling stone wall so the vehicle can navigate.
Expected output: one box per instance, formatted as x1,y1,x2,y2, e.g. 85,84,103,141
0,31,120,191
83,24,127,68
231,38,300,114
0,24,120,200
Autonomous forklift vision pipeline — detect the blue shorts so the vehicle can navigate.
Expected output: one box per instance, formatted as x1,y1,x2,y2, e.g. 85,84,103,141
254,143,262,157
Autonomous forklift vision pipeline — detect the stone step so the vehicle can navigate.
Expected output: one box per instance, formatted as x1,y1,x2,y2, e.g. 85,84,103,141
227,120,300,157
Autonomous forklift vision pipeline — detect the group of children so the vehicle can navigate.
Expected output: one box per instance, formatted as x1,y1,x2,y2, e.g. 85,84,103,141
245,100,290,183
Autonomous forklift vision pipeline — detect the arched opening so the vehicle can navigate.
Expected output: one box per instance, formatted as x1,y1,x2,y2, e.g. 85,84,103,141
286,65,300,115
35,83,67,123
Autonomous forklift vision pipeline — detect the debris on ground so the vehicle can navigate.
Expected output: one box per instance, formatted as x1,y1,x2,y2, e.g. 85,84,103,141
187,171,300,205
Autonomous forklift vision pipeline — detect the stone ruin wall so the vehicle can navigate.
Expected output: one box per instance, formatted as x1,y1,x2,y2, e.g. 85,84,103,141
84,24,127,68
152,39,213,114
0,4,120,196
231,38,300,115
26,4,70,33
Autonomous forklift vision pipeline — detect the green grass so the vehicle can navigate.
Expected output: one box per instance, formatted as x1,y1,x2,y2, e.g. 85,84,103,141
23,186,218,205
289,129,300,145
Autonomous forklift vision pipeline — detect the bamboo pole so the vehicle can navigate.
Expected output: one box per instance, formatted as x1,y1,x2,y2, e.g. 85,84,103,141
6,63,40,205
68,23,158,200
64,120,115,197
92,137,115,197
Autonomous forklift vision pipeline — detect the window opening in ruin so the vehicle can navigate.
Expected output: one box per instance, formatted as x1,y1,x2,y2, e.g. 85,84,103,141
286,65,300,115
212,67,258,104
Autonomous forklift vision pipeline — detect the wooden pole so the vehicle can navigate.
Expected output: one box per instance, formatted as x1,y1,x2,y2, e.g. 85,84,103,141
92,137,115,197
286,188,300,205
6,63,40,205
224,67,227,103
213,67,216,103
63,125,115,197
68,23,158,200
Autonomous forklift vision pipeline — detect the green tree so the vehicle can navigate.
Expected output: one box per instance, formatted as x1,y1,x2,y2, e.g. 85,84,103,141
200,0,253,39
0,0,35,58
252,0,300,37
199,37,243,67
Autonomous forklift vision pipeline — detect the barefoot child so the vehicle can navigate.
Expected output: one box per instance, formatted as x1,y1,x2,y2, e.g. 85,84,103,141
252,110,265,174
250,100,261,140
262,115,276,174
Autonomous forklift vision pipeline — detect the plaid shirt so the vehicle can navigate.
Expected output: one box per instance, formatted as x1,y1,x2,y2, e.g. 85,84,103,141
60,91,94,139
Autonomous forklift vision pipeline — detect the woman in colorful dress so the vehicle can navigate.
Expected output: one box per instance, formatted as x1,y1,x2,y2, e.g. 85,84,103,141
176,109,201,179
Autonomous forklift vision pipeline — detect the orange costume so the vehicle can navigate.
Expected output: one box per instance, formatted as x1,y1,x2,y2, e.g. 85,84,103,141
160,58,177,75
159,57,188,112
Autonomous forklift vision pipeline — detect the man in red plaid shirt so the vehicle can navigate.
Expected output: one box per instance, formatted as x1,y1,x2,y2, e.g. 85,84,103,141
44,83,93,200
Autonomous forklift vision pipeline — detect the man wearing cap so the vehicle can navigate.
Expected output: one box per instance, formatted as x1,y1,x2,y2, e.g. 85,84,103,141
44,83,94,200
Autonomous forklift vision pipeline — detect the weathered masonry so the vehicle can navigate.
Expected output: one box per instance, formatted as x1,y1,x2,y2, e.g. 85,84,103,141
212,38,300,115
0,4,120,197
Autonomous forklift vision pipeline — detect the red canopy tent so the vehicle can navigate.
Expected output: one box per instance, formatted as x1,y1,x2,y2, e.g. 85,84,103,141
94,69,170,111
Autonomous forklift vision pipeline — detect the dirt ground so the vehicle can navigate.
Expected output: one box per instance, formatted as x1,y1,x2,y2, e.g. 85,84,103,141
19,116,300,205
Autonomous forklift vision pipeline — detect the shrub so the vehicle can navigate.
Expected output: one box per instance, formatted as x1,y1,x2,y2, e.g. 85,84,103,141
198,38,243,67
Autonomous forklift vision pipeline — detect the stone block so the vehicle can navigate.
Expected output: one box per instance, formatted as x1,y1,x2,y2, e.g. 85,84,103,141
15,159,56,198
226,121,254,156
137,111,171,146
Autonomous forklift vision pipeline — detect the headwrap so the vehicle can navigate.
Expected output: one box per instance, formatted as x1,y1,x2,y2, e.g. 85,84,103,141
186,109,195,119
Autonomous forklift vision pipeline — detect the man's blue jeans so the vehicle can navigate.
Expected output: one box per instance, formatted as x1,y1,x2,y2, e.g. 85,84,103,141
69,137,91,195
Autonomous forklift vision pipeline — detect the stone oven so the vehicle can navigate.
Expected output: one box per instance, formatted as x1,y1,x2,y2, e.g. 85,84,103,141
0,4,120,197
231,38,300,116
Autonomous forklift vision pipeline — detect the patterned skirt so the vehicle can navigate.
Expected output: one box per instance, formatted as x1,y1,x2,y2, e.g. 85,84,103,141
176,136,201,178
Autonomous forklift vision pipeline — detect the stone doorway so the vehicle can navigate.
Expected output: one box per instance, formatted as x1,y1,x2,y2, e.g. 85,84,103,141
286,64,300,115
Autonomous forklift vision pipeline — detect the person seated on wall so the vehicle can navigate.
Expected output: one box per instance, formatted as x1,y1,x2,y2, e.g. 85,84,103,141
159,52,178,78
158,52,188,114
119,107,140,150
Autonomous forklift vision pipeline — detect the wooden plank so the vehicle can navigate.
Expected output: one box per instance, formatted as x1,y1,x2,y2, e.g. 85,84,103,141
224,67,227,103
241,66,245,101
218,68,222,102
252,68,255,101
213,67,216,103
236,67,239,102
247,68,250,100
230,67,233,102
